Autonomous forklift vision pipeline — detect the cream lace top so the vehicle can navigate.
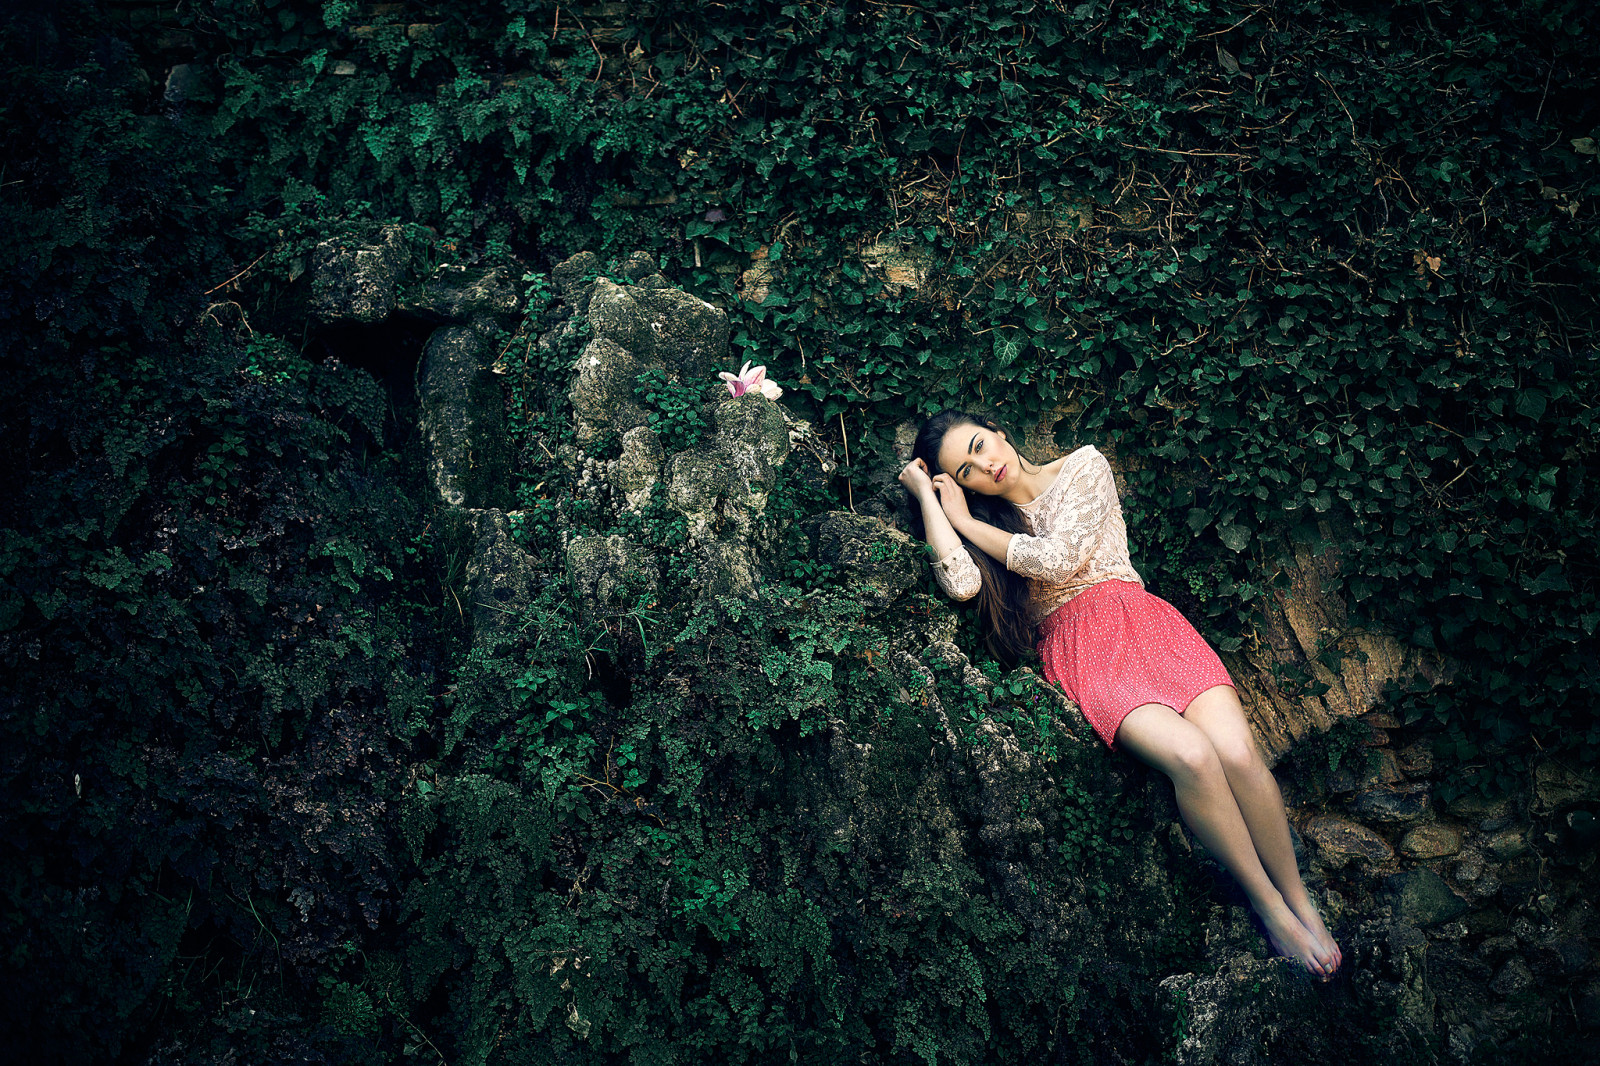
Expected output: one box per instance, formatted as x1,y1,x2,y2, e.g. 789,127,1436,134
930,445,1144,624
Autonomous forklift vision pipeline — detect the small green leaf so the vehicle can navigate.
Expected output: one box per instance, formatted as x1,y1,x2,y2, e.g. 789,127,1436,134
1515,389,1547,420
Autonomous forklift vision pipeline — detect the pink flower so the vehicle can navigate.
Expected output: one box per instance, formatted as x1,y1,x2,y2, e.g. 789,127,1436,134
718,360,783,401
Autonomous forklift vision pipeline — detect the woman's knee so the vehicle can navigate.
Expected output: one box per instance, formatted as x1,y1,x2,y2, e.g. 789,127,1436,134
1185,687,1266,775
1165,730,1225,784
1211,734,1265,777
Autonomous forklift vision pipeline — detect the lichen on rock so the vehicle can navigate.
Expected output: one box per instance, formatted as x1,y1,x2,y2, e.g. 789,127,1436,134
417,325,511,510
565,534,660,620
308,224,409,325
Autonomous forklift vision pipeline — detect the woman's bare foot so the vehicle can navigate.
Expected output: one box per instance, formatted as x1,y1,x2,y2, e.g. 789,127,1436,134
1287,896,1342,974
1259,904,1337,979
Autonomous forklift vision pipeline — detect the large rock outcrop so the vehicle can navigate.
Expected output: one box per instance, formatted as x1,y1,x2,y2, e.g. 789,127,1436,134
1227,538,1456,762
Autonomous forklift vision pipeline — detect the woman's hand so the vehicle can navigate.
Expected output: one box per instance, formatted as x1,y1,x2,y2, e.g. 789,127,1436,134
931,472,970,525
898,458,934,496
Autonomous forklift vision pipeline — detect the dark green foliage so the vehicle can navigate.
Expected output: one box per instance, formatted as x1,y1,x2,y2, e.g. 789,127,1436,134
633,366,713,454
406,582,1155,1065
0,330,440,1058
2,0,1597,1063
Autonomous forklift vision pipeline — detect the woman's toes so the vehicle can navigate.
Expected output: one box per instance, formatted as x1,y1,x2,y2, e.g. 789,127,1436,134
1261,909,1327,976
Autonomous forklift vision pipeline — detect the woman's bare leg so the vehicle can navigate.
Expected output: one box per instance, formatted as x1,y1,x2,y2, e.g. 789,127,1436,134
1116,703,1337,977
1183,685,1341,971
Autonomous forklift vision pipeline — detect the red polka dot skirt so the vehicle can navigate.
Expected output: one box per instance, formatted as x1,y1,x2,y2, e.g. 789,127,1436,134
1037,579,1235,749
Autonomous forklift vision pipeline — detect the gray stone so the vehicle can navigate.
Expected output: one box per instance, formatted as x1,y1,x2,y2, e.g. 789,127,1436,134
399,265,521,328
1395,742,1434,775
1447,1024,1480,1062
585,278,729,379
713,395,789,490
568,336,650,444
1533,760,1599,813
1444,790,1515,821
1399,822,1463,860
665,448,733,538
551,251,602,313
1469,873,1501,900
1530,937,1596,979
810,512,920,609
1484,828,1529,860
463,510,538,639
1477,935,1518,962
1489,956,1533,997
1347,782,1431,824
613,250,671,287
1159,954,1318,1066
693,539,759,599
893,421,918,464
615,427,665,510
658,396,795,594
565,535,660,620
1383,921,1436,1037
309,225,408,324
1303,814,1393,864
418,327,511,509
1386,869,1469,926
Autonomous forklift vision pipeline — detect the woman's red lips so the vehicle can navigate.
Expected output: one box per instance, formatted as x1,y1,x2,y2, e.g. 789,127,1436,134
996,464,1007,483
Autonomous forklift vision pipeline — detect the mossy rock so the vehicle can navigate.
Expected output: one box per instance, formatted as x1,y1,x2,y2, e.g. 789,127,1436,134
417,326,513,510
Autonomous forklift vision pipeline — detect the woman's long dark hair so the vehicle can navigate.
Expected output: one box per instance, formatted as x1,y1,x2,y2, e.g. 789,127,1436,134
909,410,1038,663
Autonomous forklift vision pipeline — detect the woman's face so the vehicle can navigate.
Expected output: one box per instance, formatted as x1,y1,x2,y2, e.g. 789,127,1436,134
935,422,1016,496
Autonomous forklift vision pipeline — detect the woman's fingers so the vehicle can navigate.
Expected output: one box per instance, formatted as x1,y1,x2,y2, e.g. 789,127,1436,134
898,460,930,490
931,475,969,521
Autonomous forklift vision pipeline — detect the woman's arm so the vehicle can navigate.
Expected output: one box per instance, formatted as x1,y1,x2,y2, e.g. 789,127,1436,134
900,461,983,600
900,462,963,557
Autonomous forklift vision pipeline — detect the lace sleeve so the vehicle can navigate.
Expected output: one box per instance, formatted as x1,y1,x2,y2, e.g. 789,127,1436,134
931,546,983,602
1004,448,1116,581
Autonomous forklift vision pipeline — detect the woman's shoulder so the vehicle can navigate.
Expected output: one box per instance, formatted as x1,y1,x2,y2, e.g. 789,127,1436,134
1020,445,1100,509
1052,443,1105,474
1048,444,1112,493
